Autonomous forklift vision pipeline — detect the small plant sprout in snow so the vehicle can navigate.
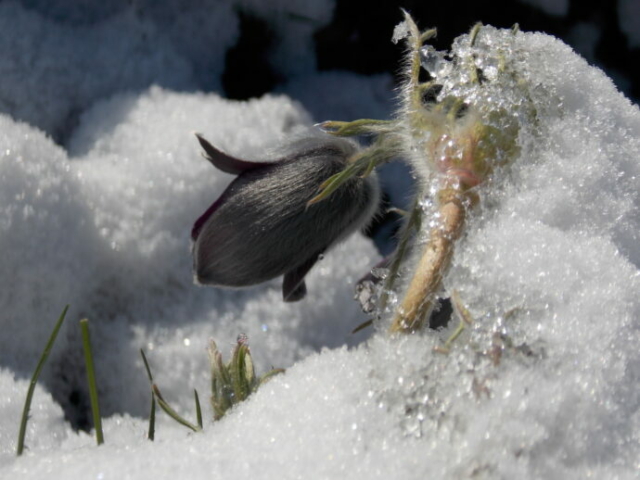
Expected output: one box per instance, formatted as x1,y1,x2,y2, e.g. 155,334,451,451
142,334,284,428
209,334,284,421
319,12,531,336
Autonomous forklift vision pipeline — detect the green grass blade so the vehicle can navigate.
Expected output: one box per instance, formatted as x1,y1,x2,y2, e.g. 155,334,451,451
307,162,361,205
230,344,249,401
80,318,104,446
141,350,156,440
148,394,156,441
351,319,374,334
469,22,483,47
16,305,69,456
194,389,203,429
141,349,201,433
258,368,285,385
140,349,154,383
419,28,437,43
152,385,202,433
318,119,394,137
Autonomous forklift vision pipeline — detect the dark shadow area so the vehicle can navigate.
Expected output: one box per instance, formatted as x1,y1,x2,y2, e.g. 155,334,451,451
222,10,281,100
315,0,639,103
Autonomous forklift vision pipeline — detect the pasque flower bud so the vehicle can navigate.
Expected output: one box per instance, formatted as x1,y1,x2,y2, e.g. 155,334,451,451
191,133,380,302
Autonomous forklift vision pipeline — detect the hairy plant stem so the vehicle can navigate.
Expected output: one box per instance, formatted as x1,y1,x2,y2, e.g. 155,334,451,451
389,187,470,333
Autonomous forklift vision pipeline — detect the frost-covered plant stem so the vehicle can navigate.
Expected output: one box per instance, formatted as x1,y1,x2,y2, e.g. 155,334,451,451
318,12,522,335
389,14,472,332
387,12,523,333
389,189,467,332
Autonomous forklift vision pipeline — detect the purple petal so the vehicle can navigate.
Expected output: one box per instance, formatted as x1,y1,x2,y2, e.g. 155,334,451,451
282,251,323,302
196,134,275,174
191,194,225,241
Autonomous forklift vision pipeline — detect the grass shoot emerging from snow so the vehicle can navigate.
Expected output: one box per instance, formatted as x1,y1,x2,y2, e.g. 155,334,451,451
80,318,104,446
16,305,69,456
18,317,283,453
140,349,203,434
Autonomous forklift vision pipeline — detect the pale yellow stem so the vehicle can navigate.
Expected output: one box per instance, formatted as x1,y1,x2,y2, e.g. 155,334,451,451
389,191,467,333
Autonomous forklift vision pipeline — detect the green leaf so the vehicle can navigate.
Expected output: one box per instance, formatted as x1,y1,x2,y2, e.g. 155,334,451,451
243,347,256,387
307,161,362,206
141,350,202,433
80,318,104,446
318,119,395,137
210,343,233,416
17,305,69,456
351,319,374,334
194,389,203,430
147,394,156,441
140,348,154,383
153,385,202,433
419,28,437,43
230,344,252,402
258,368,285,387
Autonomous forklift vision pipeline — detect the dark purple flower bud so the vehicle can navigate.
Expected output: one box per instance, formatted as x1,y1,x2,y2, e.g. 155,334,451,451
191,133,380,302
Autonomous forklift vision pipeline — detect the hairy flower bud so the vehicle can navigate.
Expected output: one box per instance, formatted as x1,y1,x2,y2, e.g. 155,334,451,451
191,133,380,302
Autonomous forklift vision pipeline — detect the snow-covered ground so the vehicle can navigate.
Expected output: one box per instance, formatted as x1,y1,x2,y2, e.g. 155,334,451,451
1,2,639,479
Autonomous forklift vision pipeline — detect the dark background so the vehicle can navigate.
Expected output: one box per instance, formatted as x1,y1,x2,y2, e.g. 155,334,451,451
224,0,639,104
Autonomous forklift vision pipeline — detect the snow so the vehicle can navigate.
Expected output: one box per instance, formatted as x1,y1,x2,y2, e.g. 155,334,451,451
1,4,639,480
0,1,201,140
0,0,337,142
0,369,69,458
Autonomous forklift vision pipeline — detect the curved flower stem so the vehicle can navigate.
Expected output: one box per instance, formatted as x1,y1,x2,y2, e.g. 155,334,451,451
389,189,468,333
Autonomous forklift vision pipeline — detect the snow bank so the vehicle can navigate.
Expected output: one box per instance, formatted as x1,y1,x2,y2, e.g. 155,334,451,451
0,1,199,140
0,369,70,463
0,0,338,141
